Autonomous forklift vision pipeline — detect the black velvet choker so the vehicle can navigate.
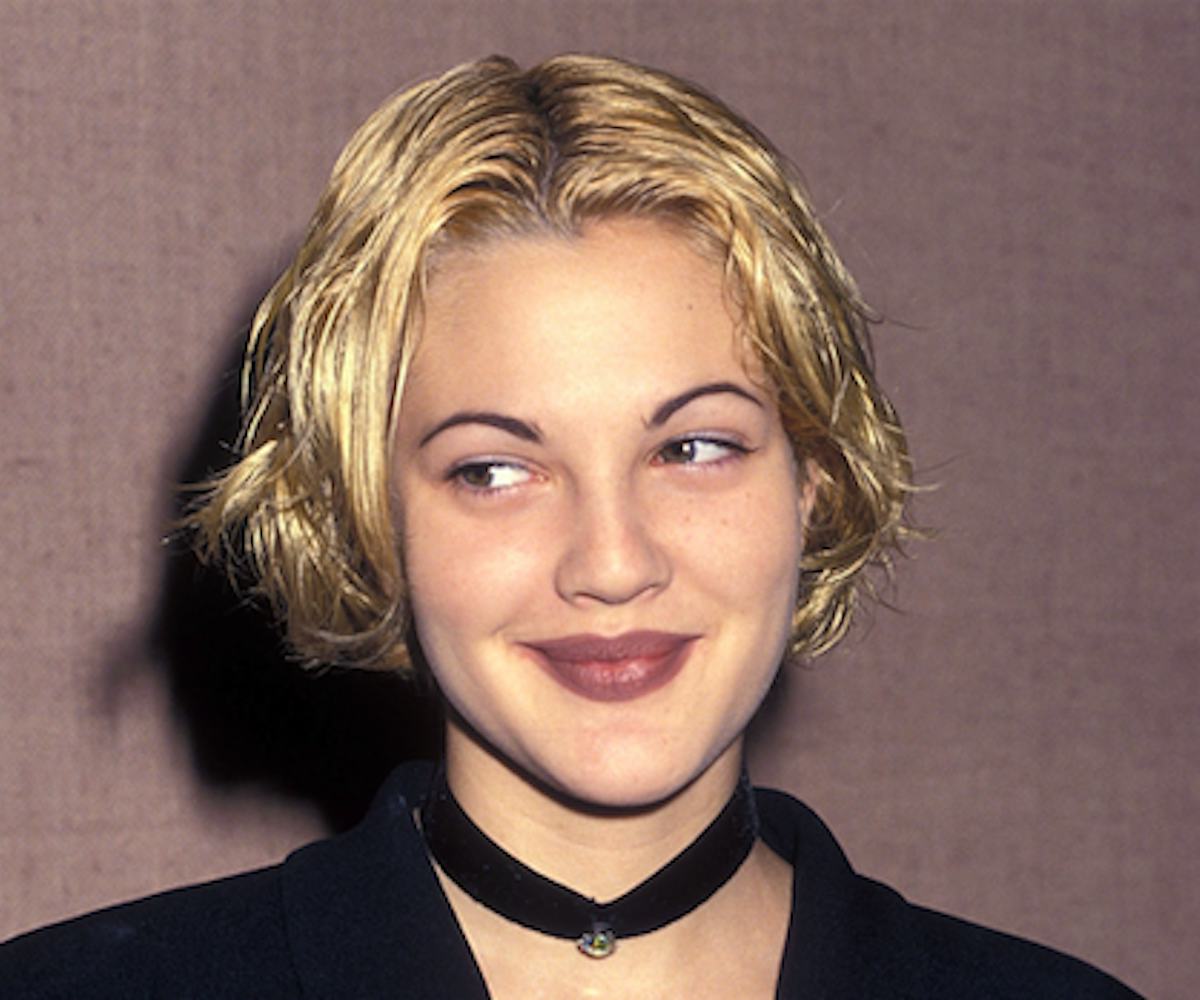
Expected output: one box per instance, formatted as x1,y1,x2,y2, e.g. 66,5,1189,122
420,767,759,958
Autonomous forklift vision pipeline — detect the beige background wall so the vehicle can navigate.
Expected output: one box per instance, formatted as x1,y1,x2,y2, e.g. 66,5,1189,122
2,2,1196,996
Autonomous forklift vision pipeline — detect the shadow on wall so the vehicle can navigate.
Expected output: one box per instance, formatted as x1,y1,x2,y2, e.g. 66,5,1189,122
141,301,442,834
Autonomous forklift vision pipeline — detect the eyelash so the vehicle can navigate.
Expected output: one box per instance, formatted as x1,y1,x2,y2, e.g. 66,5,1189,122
446,435,753,498
653,435,753,468
446,460,535,496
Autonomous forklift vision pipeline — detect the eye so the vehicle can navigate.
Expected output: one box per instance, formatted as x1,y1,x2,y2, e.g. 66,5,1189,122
449,460,535,494
654,436,750,466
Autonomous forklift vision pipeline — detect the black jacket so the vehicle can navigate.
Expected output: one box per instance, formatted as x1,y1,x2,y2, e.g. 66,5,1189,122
0,763,1140,998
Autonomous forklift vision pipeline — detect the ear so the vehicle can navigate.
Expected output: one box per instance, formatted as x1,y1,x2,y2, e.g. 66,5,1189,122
797,457,820,532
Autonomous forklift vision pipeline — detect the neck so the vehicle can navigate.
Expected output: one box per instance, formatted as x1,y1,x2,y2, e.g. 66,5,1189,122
441,723,746,902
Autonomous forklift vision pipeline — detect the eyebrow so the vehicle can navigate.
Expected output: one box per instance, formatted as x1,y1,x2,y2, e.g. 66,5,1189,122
647,381,764,428
418,412,542,448
416,381,764,449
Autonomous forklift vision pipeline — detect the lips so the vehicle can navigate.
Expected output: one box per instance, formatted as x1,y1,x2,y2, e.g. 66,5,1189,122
521,631,698,702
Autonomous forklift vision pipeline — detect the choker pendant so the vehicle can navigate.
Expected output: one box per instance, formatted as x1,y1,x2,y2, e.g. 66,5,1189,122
578,922,615,958
421,768,759,958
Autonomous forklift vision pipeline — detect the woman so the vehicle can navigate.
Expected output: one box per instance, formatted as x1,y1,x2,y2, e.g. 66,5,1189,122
1,54,1137,998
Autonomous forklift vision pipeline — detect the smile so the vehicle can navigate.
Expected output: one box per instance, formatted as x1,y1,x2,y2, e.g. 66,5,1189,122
521,631,699,703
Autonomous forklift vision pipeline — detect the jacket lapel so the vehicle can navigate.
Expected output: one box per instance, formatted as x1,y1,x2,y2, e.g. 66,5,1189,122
281,763,491,999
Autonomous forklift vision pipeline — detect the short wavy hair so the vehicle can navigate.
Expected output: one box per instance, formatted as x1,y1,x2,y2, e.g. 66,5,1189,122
190,53,912,673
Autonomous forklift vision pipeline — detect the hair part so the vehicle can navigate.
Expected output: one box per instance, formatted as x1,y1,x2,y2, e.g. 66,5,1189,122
189,53,912,673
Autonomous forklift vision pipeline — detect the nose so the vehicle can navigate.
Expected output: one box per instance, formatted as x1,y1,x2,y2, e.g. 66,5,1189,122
554,483,671,606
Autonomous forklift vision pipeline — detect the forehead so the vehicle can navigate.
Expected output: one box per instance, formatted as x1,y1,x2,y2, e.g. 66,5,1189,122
403,218,768,412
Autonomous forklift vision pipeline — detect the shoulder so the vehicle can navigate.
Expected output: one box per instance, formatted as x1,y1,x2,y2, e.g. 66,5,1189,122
0,865,297,999
755,787,1142,999
848,879,1142,999
0,763,484,1000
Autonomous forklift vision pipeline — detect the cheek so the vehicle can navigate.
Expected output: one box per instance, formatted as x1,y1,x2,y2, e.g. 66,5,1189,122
400,495,550,643
673,478,804,608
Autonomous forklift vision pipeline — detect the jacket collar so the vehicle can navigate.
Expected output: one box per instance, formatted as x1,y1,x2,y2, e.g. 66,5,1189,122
281,762,490,999
758,787,876,997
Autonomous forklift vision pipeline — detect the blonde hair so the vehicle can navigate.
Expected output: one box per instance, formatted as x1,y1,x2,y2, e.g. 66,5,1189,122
190,54,912,673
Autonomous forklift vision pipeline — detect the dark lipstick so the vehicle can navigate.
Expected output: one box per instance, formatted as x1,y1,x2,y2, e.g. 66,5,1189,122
522,631,697,702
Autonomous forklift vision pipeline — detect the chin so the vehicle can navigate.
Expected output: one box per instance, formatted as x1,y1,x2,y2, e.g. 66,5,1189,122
521,731,740,813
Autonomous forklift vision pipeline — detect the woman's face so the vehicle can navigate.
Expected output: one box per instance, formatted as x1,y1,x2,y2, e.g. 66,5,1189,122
393,218,812,808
